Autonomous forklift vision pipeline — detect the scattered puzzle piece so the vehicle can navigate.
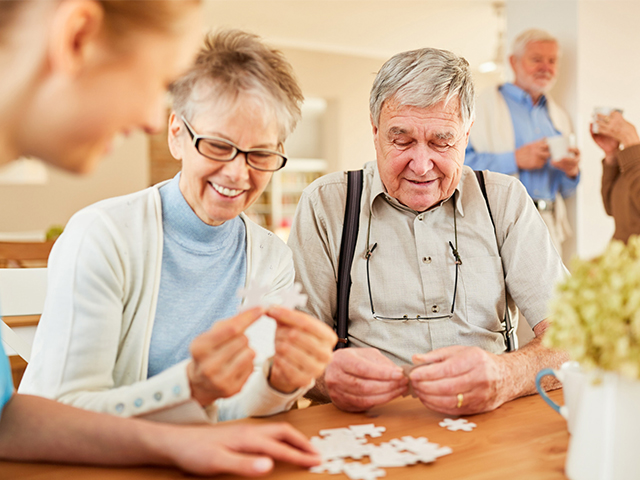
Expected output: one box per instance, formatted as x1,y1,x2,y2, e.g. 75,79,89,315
309,426,453,477
342,462,386,480
310,459,346,474
348,424,386,438
439,418,477,432
368,443,419,467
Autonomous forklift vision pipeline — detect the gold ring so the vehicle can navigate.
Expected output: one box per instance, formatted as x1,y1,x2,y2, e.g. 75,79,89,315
456,393,463,409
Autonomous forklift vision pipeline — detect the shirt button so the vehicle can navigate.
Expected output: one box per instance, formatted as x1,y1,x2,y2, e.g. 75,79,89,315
115,403,124,414
431,305,440,313
417,214,424,221
154,391,163,401
134,398,143,408
422,256,432,264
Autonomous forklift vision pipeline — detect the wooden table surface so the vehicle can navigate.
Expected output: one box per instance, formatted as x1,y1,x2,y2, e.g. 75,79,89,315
0,390,569,480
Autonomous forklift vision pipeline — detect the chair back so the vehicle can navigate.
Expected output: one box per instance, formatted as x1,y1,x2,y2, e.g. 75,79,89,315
0,240,55,268
0,268,47,362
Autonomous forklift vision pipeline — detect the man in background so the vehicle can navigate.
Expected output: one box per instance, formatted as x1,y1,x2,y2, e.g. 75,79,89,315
465,28,580,257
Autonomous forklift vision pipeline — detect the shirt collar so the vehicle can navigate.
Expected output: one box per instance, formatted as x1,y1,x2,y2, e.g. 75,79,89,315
369,161,465,217
500,82,548,108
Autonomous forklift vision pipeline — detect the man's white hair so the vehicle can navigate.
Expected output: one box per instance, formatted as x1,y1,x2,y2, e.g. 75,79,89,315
369,47,475,131
511,28,559,58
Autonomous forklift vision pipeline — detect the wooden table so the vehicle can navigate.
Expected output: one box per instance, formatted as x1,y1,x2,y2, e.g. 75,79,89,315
0,390,569,480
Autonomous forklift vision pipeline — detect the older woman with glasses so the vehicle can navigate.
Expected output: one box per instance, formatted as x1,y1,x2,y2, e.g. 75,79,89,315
20,29,337,424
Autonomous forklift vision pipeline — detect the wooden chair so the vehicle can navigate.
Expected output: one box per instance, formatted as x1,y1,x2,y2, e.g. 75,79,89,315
0,240,56,268
0,268,47,387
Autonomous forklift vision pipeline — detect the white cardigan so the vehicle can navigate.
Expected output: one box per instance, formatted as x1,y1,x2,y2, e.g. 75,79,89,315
470,84,573,155
19,183,308,423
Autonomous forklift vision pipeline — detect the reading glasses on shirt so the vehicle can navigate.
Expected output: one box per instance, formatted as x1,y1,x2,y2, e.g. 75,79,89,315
365,196,462,322
181,116,287,172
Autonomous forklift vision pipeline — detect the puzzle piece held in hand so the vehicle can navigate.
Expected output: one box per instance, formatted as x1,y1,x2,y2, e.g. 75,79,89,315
439,418,477,432
237,280,307,312
278,282,308,310
237,280,271,312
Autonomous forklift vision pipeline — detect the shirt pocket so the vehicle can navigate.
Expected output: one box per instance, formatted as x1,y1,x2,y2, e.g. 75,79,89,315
458,255,506,333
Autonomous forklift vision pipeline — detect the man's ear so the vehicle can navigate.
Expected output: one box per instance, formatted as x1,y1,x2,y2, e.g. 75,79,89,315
465,119,474,145
371,114,379,141
167,112,184,161
48,0,105,76
508,54,517,72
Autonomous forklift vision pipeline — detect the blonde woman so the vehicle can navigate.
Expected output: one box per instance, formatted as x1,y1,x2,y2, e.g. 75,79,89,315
0,1,319,475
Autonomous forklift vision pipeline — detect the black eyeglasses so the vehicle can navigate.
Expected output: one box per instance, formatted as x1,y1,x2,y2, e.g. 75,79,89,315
181,116,288,172
365,196,462,321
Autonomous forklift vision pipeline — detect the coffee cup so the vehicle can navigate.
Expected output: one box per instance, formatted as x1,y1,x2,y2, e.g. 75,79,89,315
535,361,585,433
592,106,623,134
546,135,570,161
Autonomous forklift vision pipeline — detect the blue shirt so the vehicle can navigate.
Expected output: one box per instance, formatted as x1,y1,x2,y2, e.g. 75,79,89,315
465,83,579,201
147,174,247,378
0,306,15,417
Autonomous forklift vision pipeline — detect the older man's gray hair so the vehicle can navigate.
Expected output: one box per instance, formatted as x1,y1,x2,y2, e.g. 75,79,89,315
369,47,475,130
511,28,559,59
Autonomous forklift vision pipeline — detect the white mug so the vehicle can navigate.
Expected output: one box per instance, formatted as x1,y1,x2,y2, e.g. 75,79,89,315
546,135,570,161
592,106,623,134
535,361,585,433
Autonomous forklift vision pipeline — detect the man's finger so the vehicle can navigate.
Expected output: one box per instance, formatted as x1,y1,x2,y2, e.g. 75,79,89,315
340,355,404,381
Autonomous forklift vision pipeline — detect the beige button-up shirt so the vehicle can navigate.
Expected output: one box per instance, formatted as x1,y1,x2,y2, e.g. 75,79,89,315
289,162,566,365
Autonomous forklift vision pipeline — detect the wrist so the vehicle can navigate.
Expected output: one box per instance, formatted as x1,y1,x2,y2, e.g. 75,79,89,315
187,361,216,406
131,419,174,467
267,359,297,394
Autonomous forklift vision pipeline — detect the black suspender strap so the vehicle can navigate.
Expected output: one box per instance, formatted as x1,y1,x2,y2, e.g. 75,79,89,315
335,170,363,349
474,170,517,353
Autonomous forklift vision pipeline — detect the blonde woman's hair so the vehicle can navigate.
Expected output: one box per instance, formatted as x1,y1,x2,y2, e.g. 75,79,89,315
170,29,304,143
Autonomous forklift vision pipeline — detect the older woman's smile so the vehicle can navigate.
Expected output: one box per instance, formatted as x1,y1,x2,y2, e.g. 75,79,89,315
210,182,245,198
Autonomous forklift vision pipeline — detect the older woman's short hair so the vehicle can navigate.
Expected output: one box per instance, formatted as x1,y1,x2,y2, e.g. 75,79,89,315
369,47,475,130
511,28,559,59
170,29,303,143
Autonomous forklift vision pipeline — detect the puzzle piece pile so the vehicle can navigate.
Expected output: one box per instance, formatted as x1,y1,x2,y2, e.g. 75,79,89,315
237,280,307,312
309,423,453,479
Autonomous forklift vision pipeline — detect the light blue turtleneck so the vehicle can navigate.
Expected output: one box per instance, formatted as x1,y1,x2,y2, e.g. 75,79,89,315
147,173,246,378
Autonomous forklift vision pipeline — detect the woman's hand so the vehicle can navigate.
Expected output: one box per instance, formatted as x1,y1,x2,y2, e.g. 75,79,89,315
187,307,263,406
266,306,337,394
154,422,321,476
592,111,640,164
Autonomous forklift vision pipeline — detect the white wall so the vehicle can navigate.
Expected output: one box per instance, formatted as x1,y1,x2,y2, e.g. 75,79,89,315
576,1,640,258
0,133,149,232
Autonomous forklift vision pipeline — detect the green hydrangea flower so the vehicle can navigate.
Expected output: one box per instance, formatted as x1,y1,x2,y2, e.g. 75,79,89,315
544,236,640,380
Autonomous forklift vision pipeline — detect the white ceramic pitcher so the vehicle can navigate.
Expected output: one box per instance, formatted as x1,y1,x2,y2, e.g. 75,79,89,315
565,370,640,480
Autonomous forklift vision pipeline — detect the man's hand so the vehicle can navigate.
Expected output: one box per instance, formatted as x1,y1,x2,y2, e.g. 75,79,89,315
187,307,263,406
156,422,321,476
324,348,408,412
266,306,337,393
551,147,580,178
409,345,507,415
515,139,549,170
